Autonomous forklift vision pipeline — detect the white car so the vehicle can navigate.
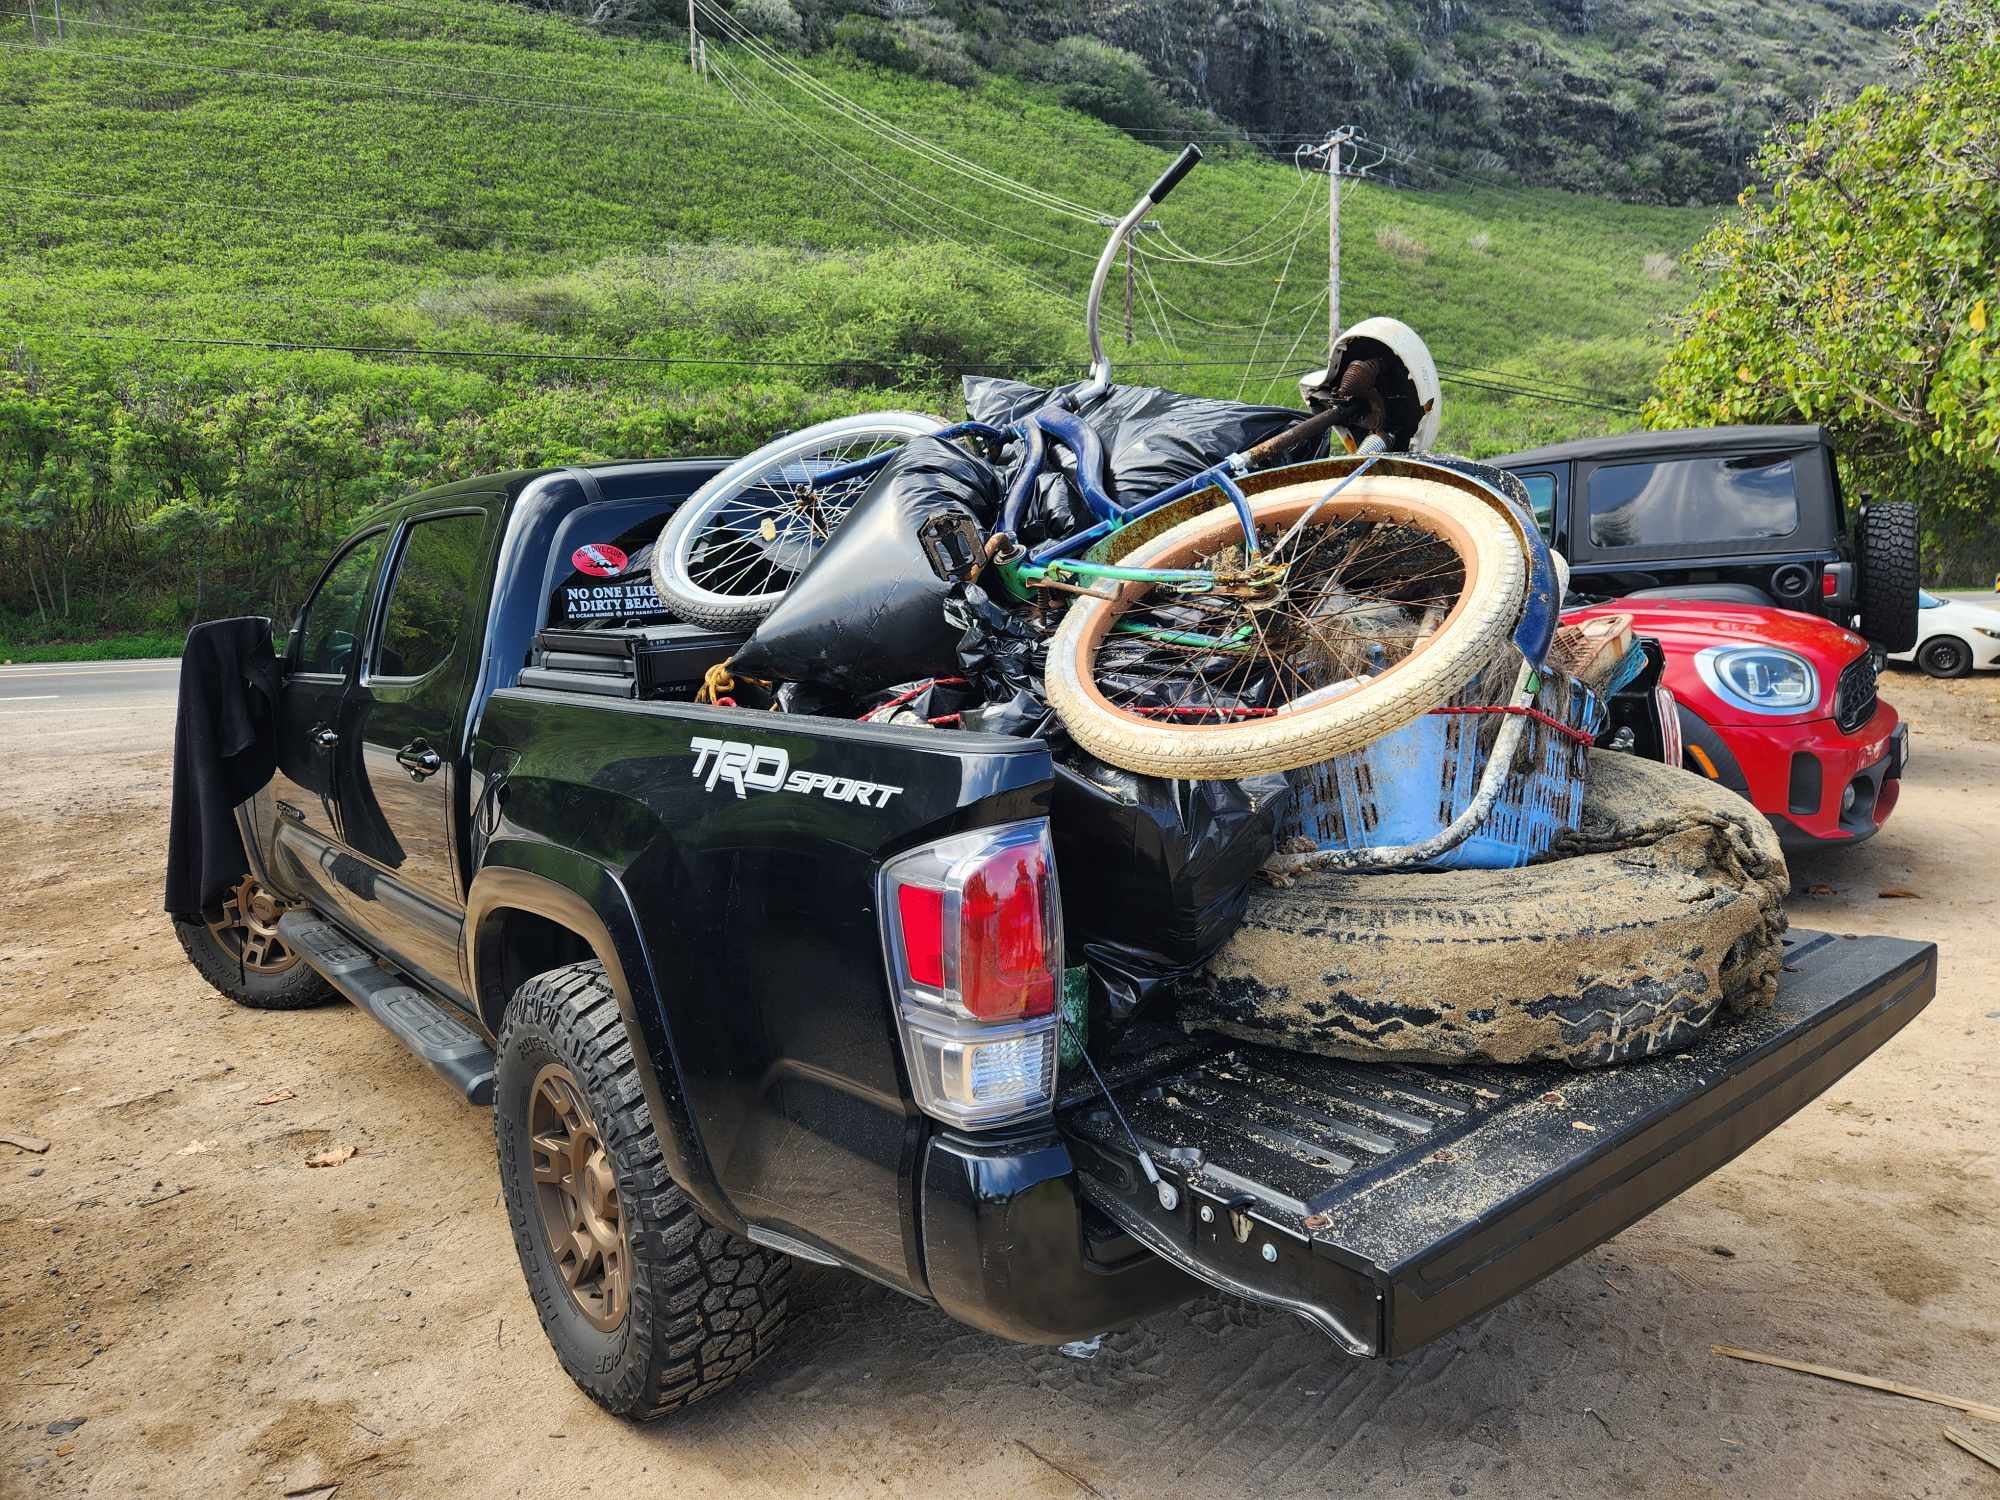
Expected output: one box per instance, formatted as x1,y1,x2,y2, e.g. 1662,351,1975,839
1889,590,2000,677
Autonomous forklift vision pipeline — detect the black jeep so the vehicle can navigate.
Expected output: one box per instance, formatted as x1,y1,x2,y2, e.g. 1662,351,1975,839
1492,425,1920,651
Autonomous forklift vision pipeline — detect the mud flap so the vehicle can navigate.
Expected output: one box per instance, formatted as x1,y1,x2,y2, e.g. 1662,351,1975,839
1059,929,1935,1356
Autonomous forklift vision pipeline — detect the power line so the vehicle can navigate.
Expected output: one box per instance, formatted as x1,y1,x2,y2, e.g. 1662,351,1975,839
31,327,1333,378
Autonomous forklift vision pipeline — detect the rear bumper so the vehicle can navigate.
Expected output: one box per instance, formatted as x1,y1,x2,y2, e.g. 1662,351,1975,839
1058,930,1936,1358
919,1130,1195,1344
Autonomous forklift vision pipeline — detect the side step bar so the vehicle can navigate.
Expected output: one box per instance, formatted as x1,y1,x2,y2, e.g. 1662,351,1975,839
278,912,496,1105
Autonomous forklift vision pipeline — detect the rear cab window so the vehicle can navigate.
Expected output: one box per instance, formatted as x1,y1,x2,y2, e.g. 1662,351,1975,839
1585,453,1801,550
545,502,685,630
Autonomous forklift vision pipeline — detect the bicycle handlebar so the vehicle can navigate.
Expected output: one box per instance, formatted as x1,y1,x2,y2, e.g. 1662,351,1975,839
1146,144,1203,206
1078,144,1205,405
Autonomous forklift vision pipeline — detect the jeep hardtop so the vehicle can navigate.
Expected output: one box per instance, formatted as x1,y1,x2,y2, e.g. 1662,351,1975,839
1493,425,1921,651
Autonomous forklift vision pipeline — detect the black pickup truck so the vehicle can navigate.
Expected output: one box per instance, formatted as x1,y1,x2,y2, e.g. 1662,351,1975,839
173,459,1939,1422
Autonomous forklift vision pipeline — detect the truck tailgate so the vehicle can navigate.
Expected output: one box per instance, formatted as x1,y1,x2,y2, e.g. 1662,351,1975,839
1061,929,1935,1357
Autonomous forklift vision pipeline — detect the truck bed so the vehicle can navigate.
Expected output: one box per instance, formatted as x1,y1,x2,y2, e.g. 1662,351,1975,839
1061,928,1935,1356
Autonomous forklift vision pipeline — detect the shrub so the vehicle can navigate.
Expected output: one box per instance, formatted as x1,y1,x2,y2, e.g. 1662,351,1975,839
1028,36,1173,134
731,0,804,47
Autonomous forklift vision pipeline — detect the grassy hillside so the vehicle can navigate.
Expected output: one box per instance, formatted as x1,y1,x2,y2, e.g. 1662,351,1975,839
0,0,1713,646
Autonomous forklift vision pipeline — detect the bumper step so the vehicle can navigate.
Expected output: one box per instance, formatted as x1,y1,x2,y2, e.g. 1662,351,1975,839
277,912,496,1104
1063,929,1937,1357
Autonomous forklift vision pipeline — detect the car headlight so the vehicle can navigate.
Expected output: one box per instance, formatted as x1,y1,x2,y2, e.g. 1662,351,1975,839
1694,645,1820,714
1975,626,2000,641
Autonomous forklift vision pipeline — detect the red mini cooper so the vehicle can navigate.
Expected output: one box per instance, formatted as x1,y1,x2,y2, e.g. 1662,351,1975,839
1567,599,1905,849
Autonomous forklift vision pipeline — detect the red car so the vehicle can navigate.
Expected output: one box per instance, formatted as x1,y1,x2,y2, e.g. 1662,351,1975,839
1566,600,1906,849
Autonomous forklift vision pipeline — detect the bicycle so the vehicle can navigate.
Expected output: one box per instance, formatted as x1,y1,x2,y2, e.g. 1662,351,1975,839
654,146,1560,779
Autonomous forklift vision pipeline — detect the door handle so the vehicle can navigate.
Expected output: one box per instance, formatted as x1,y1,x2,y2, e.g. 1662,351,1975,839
396,739,443,781
312,725,339,752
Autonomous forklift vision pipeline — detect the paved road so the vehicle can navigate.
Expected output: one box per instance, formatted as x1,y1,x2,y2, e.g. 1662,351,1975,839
0,658,180,754
1939,590,2000,609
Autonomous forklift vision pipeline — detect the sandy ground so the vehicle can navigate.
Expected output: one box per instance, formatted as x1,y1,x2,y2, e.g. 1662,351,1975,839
3,667,1996,1499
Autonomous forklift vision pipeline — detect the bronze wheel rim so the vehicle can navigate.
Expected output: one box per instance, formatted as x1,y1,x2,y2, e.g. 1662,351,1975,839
529,1064,629,1332
208,877,301,974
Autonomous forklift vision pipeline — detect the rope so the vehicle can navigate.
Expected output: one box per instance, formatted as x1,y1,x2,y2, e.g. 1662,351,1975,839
695,660,769,705
1428,702,1596,747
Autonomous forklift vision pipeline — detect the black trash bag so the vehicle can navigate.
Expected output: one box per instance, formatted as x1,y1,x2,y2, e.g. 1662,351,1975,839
943,581,1051,736
730,435,1002,693
963,376,1316,516
1050,745,1292,1031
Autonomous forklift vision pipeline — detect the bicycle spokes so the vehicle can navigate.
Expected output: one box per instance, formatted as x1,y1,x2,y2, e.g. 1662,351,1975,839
683,436,899,600
1086,515,1469,720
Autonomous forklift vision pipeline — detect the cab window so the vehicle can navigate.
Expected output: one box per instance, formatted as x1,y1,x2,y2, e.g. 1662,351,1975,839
1586,453,1801,548
295,531,387,676
1516,472,1556,540
375,513,488,679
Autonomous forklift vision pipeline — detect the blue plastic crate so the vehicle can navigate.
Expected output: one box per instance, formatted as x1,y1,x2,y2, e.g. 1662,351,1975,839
1276,643,1643,871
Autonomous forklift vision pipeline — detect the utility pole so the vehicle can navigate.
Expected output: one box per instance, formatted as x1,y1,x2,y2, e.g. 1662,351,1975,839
1322,124,1357,357
25,0,39,45
51,0,62,41
688,0,704,79
1098,214,1158,347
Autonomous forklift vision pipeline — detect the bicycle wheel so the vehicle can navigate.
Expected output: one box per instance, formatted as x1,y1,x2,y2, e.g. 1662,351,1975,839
653,411,941,631
1044,474,1526,778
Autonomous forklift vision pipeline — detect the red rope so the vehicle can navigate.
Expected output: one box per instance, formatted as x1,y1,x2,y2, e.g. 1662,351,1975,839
862,676,968,721
927,713,963,726
1429,702,1595,747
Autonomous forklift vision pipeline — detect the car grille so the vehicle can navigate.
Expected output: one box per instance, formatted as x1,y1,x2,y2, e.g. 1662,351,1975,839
1834,649,1881,734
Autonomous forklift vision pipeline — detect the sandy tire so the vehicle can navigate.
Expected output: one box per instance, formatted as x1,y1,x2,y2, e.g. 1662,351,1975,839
1854,499,1920,652
1915,635,1972,678
1182,751,1789,1068
495,961,791,1422
652,411,941,631
1044,475,1527,778
173,879,335,1010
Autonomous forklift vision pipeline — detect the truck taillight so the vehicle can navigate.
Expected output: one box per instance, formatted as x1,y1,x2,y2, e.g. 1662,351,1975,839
881,821,1061,1128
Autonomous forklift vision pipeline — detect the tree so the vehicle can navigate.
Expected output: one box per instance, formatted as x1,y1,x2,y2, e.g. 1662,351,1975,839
1649,0,2000,579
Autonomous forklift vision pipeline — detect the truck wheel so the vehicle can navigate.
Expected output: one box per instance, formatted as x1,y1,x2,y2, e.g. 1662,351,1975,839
1854,500,1920,651
494,962,791,1421
173,877,335,1010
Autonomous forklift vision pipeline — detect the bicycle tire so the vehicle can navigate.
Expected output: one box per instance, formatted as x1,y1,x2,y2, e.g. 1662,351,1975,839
652,411,942,631
1044,475,1527,778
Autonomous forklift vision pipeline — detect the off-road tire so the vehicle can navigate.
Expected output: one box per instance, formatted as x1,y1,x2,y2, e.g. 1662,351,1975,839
1916,634,1972,678
1045,475,1526,778
495,961,792,1421
173,915,336,1010
1854,499,1920,652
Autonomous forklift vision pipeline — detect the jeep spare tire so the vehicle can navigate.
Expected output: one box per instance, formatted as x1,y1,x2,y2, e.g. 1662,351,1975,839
1179,751,1788,1068
1854,499,1920,652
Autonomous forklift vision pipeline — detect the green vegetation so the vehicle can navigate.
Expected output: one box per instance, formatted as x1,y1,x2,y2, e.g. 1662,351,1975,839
1651,0,1999,581
0,0,1710,647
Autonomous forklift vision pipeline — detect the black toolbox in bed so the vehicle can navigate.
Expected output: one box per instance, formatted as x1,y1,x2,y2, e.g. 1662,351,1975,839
518,623,749,701
1060,928,1936,1356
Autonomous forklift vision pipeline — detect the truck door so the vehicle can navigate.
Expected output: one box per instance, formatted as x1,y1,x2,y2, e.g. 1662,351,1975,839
268,528,391,920
332,509,492,1005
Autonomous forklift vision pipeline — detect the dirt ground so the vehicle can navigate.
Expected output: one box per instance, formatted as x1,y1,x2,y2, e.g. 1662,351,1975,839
3,668,1996,1500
